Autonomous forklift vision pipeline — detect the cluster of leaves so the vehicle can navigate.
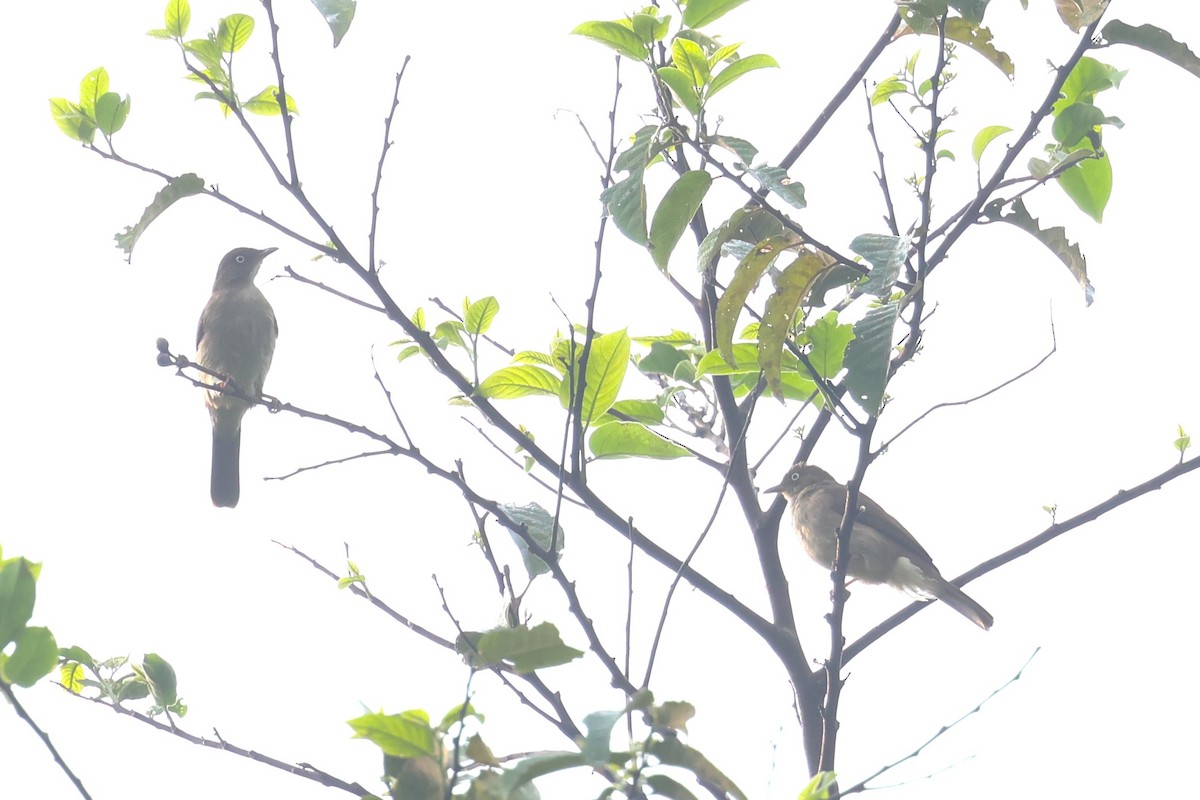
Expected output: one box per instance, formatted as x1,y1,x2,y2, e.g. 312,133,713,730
396,297,696,460
349,694,782,800
0,548,58,689
49,67,131,144
147,0,297,117
59,649,187,718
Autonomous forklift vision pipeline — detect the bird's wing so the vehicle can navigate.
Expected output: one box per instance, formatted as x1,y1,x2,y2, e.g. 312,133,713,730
854,493,935,564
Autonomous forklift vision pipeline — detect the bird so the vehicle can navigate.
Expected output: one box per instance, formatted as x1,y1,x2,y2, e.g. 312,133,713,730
196,246,279,508
764,463,993,629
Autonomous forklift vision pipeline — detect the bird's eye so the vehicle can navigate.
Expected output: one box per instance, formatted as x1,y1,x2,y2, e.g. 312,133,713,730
235,255,246,263
790,471,800,480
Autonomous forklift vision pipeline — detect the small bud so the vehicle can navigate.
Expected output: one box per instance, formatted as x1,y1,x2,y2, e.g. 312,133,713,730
156,352,174,367
155,337,170,353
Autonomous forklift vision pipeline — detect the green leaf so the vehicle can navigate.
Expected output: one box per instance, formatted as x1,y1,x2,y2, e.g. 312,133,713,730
715,233,802,366
637,341,688,377
682,0,752,28
602,174,650,245
744,164,806,208
1052,103,1105,147
217,14,255,53
696,206,783,272
310,0,356,47
647,738,748,800
1102,21,1200,79
3,626,58,687
709,41,743,67
1056,148,1111,222
657,67,703,115
608,399,666,425
348,709,439,758
95,92,131,136
971,124,1012,164
58,645,96,673
477,365,560,399
241,86,298,116
434,320,466,350
650,700,696,733
571,20,649,61
871,76,908,106
500,752,589,796
499,502,564,578
945,18,1013,78
808,263,863,306
166,0,191,38
462,623,584,673
560,330,631,426
79,67,109,117
184,37,224,74
139,653,178,707
0,558,37,649
806,311,854,379
465,296,500,335
512,350,557,367
630,330,700,345
48,98,95,143
1054,56,1126,114
696,343,760,376
850,233,906,296
60,662,85,694
759,252,829,400
114,173,205,255
589,421,691,459
671,37,711,88
844,303,899,416
630,12,671,47
993,198,1093,304
708,53,779,97
649,170,712,272
581,710,622,765
601,126,660,246
116,677,151,702
708,135,758,165
950,0,989,24
1174,424,1191,456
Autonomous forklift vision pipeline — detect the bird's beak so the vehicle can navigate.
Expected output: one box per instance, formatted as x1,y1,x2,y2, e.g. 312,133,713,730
259,247,279,258
762,483,783,494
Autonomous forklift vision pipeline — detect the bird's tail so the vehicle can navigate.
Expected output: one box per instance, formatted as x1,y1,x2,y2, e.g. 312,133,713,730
935,581,993,630
211,425,241,508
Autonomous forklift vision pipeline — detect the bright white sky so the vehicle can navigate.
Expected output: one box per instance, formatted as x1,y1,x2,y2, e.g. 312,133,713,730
3,1,1198,799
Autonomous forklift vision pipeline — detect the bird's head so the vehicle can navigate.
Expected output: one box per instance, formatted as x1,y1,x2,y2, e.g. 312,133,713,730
763,463,835,498
213,246,278,290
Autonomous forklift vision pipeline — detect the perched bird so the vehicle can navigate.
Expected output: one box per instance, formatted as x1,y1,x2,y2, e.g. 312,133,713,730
765,463,993,629
196,247,278,508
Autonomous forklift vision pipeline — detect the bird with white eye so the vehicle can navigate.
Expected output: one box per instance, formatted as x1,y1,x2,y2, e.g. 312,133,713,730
764,463,993,629
196,246,278,508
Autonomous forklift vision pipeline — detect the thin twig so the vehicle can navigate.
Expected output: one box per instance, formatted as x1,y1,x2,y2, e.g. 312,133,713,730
68,688,367,795
841,648,1041,795
1,680,93,799
878,316,1057,452
280,266,387,313
369,64,410,273
778,12,903,170
845,455,1200,662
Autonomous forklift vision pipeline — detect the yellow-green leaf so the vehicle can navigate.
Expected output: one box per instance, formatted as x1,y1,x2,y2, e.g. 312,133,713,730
649,170,712,272
715,233,803,366
759,252,828,401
